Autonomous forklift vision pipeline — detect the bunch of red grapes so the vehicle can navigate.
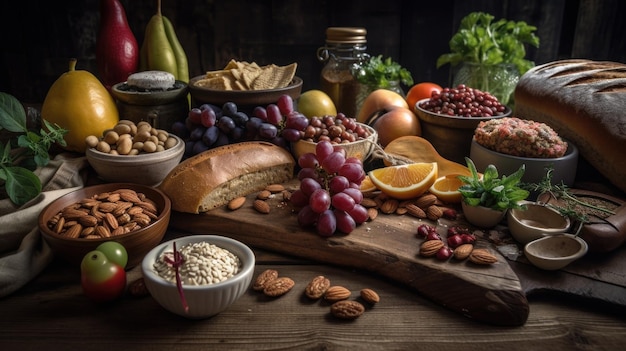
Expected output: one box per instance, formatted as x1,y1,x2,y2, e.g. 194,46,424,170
290,140,368,236
171,95,309,157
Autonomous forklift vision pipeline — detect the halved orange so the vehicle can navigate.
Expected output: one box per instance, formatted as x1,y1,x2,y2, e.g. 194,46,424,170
368,162,438,200
429,174,464,204
359,175,377,193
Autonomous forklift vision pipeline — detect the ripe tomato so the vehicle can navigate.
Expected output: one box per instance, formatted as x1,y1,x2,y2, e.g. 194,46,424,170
81,249,127,302
406,82,443,112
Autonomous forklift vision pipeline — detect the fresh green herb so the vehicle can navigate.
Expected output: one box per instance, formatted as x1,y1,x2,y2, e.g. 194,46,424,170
524,168,616,233
458,157,529,211
0,92,67,206
352,55,414,88
436,12,540,75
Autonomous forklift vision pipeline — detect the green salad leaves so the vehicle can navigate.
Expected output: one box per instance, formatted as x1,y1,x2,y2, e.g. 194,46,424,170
0,92,67,205
353,55,414,88
437,12,540,75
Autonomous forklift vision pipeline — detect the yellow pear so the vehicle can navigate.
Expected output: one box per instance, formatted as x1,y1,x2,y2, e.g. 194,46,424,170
41,58,119,153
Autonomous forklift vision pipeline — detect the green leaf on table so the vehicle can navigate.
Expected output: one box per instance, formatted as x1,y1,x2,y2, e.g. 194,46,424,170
0,92,27,133
2,166,41,206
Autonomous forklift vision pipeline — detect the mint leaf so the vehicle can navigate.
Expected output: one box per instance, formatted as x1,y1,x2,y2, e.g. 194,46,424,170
3,166,42,206
0,92,27,133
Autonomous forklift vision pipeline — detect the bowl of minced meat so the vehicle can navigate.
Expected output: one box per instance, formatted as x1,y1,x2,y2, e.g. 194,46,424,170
470,117,579,186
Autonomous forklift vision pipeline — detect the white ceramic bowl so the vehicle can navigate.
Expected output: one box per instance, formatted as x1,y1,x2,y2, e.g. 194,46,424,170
141,235,255,319
524,234,588,270
507,201,571,244
470,138,578,187
86,134,185,186
291,123,378,163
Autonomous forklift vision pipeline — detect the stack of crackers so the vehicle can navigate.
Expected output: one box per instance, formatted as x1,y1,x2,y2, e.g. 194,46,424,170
195,59,297,91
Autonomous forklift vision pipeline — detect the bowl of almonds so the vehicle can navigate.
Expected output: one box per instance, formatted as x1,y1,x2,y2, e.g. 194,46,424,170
85,120,185,186
141,234,255,319
38,183,171,268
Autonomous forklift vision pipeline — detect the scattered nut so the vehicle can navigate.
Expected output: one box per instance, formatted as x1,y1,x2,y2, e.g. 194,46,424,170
420,240,444,257
360,288,380,304
453,243,474,260
227,196,246,211
252,269,279,291
263,277,295,297
304,275,331,300
324,285,351,302
253,199,270,214
469,248,498,265
330,300,365,320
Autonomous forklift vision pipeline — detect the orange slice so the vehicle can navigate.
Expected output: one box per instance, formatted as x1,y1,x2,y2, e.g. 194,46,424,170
359,175,377,193
368,162,438,200
429,174,464,204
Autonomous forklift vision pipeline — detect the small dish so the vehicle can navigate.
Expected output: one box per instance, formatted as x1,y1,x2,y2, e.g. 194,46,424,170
524,234,588,270
290,123,378,162
141,235,255,319
86,134,185,186
507,201,571,244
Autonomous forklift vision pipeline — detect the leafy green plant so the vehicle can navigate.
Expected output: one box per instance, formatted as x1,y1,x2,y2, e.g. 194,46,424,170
352,55,414,88
436,12,540,75
0,92,67,206
458,157,529,211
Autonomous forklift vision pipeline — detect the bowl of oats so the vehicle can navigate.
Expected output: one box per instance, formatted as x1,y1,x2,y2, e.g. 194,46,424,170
470,117,579,187
141,234,255,319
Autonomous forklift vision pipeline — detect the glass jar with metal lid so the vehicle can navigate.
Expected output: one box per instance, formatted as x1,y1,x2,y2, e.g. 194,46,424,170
317,27,370,119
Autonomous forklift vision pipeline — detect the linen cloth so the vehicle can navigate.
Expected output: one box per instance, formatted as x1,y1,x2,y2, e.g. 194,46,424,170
0,153,88,297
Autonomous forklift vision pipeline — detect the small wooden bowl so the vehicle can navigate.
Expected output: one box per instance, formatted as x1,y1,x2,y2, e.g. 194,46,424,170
38,183,171,268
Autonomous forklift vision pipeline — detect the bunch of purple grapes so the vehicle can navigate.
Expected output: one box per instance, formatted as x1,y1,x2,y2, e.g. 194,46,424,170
247,95,309,149
171,95,309,157
290,140,368,236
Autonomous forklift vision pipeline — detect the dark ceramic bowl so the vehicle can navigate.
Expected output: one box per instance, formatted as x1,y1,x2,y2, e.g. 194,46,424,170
414,98,511,164
188,75,303,110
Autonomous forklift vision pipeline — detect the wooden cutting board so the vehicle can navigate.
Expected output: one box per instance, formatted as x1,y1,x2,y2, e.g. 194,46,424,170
169,182,626,325
169,180,530,326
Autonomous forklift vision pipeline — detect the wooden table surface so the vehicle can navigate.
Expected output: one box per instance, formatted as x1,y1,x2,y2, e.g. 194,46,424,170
2,228,626,351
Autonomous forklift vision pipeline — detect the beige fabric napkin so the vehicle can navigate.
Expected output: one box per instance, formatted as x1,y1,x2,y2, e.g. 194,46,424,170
0,154,88,297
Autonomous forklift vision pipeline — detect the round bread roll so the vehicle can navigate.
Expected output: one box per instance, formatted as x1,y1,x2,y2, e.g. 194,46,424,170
158,141,295,214
514,59,626,194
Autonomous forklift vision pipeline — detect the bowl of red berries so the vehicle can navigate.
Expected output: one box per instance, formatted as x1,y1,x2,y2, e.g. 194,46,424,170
414,85,511,164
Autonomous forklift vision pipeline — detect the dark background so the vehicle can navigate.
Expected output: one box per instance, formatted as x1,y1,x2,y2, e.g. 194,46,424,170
1,0,625,104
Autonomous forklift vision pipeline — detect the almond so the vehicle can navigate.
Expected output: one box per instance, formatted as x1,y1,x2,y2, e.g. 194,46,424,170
415,194,437,209
304,275,331,300
367,207,378,221
263,277,295,297
252,269,279,291
395,207,408,215
265,184,285,193
78,215,98,227
324,285,351,302
330,300,365,320
256,189,272,200
405,204,427,219
360,197,378,208
380,199,399,214
97,202,118,213
119,190,142,203
360,288,380,304
420,240,444,257
426,205,443,221
104,212,119,230
469,248,498,265
95,225,111,238
227,196,246,210
253,199,270,214
64,223,83,238
453,243,474,260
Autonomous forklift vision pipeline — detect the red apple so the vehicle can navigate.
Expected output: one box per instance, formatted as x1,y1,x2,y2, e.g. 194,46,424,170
357,89,409,123
370,107,421,147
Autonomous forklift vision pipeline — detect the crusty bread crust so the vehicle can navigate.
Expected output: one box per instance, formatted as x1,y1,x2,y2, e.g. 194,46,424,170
514,59,626,193
159,141,295,213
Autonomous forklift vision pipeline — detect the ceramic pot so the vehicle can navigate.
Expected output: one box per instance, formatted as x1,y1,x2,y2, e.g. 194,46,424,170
524,234,588,270
461,202,507,228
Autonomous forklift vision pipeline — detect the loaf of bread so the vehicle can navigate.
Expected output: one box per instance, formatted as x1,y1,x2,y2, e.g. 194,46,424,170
514,59,626,193
159,141,295,213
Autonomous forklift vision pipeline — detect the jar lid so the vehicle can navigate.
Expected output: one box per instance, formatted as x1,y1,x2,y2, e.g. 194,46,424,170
325,27,367,44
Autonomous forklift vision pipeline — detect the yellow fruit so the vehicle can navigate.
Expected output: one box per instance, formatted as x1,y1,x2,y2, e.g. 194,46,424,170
359,175,377,193
368,162,438,200
41,59,119,153
297,89,337,118
429,174,464,203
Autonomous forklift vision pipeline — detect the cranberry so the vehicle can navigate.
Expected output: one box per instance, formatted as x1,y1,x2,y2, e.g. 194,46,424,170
426,232,442,241
417,224,434,238
447,234,464,248
436,246,453,261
